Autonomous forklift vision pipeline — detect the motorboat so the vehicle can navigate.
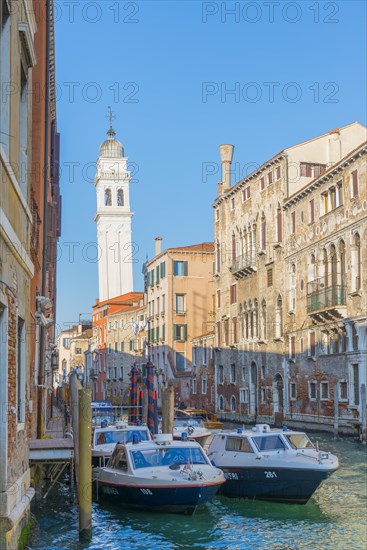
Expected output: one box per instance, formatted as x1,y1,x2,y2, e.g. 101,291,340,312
172,417,212,447
94,434,225,514
92,421,152,467
182,409,223,430
207,424,339,504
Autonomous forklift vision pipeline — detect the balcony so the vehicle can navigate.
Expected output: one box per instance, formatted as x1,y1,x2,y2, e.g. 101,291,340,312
229,253,257,279
307,279,347,321
89,369,98,379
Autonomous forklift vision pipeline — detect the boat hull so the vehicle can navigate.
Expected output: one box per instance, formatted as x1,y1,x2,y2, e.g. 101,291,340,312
218,466,334,504
96,480,222,514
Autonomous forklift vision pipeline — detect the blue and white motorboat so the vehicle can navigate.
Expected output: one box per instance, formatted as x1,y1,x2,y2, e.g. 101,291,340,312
94,434,225,514
92,421,152,467
207,424,339,504
172,417,212,447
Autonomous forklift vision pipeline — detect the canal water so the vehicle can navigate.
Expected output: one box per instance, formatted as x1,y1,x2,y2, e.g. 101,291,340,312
29,432,367,550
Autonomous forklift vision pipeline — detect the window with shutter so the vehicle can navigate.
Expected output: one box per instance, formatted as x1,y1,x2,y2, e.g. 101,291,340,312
351,170,358,197
309,199,315,223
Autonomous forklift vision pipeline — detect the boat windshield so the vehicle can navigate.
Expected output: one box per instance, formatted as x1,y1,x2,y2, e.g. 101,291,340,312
173,418,203,428
96,429,149,445
252,435,287,452
130,446,208,469
285,434,314,449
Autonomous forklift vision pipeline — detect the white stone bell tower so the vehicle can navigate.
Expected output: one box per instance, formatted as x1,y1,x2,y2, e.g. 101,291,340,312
94,113,134,301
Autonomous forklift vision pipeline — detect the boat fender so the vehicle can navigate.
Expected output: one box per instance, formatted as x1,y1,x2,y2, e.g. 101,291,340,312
282,426,288,431
237,428,242,434
181,432,188,441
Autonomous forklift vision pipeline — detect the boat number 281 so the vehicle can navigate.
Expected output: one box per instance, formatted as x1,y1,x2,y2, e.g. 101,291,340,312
265,471,277,478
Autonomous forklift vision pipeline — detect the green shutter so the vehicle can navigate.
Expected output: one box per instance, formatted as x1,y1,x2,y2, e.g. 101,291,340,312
156,326,159,341
156,265,160,283
184,324,187,341
162,324,165,341
183,261,188,276
151,270,154,286
173,324,177,340
160,262,166,278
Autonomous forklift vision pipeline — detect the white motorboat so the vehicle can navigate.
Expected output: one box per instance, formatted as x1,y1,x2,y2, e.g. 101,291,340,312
92,421,152,467
207,424,339,504
172,417,211,447
94,434,225,514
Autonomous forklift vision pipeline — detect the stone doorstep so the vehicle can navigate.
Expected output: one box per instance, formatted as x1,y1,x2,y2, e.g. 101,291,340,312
0,488,34,534
0,469,31,518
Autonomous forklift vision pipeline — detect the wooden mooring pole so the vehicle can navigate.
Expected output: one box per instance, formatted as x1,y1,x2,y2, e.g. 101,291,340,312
78,387,92,541
333,383,339,439
361,384,366,444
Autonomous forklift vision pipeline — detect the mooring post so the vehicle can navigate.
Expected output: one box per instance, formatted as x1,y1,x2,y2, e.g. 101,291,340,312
78,387,92,541
361,384,366,444
142,387,148,426
167,382,175,435
70,372,81,487
333,383,339,439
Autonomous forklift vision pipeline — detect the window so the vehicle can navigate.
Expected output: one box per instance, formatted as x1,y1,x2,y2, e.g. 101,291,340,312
216,242,221,273
218,365,224,384
291,211,296,234
216,209,220,221
240,388,249,403
176,352,186,371
352,364,360,405
276,166,281,180
230,364,236,383
224,319,229,345
261,365,265,379
192,378,197,394
252,435,286,452
173,260,188,276
19,64,28,196
300,338,304,353
290,382,297,400
117,189,124,206
267,268,273,287
0,0,10,155
156,297,160,315
353,233,362,291
216,289,221,308
290,335,296,359
75,348,82,354
260,176,265,190
339,381,348,401
230,284,237,304
226,437,254,453
351,170,359,198
309,331,316,357
275,295,283,338
104,188,112,206
17,317,26,423
174,324,187,341
267,171,273,185
230,396,236,412
320,382,329,400
309,381,317,400
261,387,266,403
232,233,236,261
276,207,282,243
243,186,251,201
216,322,221,347
231,197,235,209
202,378,207,394
351,323,358,351
301,163,326,178
63,338,71,349
232,317,238,344
156,265,160,284
309,199,315,223
120,341,124,352
242,366,246,381
218,395,224,411
261,213,266,250
162,294,166,313
175,294,185,314
160,262,166,278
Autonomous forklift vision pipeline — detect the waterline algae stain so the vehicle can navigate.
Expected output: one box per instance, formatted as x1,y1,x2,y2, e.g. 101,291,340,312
29,434,366,550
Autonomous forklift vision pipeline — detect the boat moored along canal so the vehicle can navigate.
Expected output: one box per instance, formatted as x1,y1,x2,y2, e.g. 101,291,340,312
207,424,339,504
94,434,225,514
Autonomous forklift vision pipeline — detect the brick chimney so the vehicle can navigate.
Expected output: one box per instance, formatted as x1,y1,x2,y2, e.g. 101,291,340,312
155,236,163,256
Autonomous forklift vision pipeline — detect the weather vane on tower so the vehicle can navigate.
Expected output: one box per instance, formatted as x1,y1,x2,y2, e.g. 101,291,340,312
106,106,116,138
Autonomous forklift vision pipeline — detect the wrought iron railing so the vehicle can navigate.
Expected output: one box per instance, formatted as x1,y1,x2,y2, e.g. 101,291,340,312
230,253,257,274
307,281,346,313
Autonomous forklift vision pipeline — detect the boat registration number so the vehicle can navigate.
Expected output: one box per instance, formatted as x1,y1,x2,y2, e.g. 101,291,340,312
265,471,277,478
224,472,238,480
103,487,119,495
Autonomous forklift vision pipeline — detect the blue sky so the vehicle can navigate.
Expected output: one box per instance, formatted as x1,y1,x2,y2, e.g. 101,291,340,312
55,0,366,330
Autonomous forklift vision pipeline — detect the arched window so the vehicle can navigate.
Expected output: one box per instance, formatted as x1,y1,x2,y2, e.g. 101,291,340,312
231,395,236,412
309,254,316,283
275,295,283,338
254,299,258,339
244,302,249,339
277,205,282,243
104,188,112,206
330,244,337,287
322,249,328,287
117,189,124,206
261,212,266,250
353,233,361,290
338,240,345,286
290,263,296,311
261,300,267,340
218,395,224,411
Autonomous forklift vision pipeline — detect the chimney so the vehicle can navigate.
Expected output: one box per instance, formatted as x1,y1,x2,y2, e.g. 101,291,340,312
155,236,163,256
219,144,234,189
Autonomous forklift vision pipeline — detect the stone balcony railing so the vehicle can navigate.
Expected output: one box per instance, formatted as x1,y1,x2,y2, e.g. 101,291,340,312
229,253,257,279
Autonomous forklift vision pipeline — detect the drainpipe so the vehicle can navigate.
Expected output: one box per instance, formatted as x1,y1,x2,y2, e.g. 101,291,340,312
37,0,51,438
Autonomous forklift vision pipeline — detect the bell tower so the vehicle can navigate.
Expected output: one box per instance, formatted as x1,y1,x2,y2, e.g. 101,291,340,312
94,110,134,301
